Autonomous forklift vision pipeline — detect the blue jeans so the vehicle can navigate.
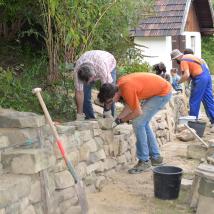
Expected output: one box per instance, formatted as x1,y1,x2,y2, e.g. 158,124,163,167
132,93,172,161
83,69,117,119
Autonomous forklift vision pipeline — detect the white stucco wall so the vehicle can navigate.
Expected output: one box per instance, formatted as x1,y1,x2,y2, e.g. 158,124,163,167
181,31,201,58
134,36,172,72
134,32,202,71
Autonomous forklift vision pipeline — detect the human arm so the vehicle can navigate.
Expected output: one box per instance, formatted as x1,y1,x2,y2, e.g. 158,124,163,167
118,104,142,122
178,69,190,83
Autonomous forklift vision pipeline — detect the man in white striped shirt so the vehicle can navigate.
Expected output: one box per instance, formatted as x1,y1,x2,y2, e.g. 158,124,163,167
74,50,117,119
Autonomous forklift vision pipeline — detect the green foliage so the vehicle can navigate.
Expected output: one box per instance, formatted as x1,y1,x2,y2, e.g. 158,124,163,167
202,37,214,74
118,62,151,78
91,0,154,58
0,0,154,120
0,46,76,121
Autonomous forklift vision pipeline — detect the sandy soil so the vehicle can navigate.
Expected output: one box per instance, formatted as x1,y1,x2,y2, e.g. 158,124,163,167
87,125,213,214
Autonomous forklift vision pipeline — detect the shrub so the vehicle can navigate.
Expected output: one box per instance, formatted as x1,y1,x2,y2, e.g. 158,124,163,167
118,62,151,78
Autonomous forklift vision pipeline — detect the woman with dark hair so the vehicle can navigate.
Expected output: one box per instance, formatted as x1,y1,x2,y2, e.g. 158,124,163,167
153,62,170,82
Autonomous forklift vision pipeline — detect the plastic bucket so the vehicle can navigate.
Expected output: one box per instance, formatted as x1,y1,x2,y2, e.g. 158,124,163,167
153,166,183,200
178,116,196,125
188,121,206,137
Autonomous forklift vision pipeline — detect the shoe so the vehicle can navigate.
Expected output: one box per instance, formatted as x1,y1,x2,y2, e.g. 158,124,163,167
128,160,151,174
151,156,163,166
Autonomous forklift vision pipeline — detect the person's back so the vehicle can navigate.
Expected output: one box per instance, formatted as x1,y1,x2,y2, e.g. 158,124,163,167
118,73,172,108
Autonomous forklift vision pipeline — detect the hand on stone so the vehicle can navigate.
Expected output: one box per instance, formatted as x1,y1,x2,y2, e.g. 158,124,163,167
112,118,123,128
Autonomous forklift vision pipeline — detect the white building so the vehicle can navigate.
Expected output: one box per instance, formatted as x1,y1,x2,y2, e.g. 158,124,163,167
131,0,214,72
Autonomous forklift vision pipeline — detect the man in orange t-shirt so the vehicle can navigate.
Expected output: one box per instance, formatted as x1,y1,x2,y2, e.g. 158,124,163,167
97,73,172,174
171,49,214,132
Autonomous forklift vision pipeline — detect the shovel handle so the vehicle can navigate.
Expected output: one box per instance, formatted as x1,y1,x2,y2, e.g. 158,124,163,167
32,88,78,180
32,88,60,141
184,124,208,148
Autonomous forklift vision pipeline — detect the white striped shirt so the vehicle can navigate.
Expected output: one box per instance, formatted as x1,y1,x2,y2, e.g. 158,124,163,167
74,50,116,91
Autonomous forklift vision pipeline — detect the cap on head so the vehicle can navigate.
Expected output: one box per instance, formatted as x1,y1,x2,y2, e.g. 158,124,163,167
170,49,183,60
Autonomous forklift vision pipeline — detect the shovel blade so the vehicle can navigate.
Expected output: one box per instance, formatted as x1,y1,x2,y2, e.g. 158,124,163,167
75,180,89,214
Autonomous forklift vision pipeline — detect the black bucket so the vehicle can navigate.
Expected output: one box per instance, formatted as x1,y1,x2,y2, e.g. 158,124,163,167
153,166,183,200
188,121,206,137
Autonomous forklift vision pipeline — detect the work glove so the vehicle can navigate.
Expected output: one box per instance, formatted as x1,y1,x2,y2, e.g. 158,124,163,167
112,118,123,128
76,113,85,121
103,110,113,118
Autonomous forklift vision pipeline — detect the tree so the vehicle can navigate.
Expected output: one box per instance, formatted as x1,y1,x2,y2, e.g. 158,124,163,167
38,0,154,81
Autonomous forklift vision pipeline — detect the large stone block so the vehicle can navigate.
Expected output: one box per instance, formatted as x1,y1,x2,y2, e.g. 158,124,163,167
113,124,133,135
55,170,74,190
53,135,78,159
86,162,100,174
78,130,92,142
89,149,106,163
55,170,75,189
103,158,117,170
101,130,114,145
0,135,10,149
0,111,45,128
2,149,56,174
176,129,195,142
56,125,75,135
119,139,129,155
0,174,31,207
98,118,114,130
84,139,97,153
29,179,41,204
54,187,76,203
0,128,38,146
76,162,87,178
22,205,36,214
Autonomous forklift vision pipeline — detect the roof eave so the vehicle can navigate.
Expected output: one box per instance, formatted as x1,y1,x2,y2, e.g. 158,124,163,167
180,0,192,34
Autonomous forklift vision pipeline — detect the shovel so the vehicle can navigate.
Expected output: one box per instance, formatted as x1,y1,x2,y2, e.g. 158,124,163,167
32,88,88,214
184,124,208,148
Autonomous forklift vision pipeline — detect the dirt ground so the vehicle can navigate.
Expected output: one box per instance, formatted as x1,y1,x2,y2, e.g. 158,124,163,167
87,123,213,214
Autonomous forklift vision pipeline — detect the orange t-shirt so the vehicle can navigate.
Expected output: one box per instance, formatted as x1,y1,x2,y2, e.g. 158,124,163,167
118,73,172,111
180,54,203,77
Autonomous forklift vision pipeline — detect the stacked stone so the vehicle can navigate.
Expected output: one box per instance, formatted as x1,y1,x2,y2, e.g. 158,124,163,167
0,110,56,214
150,108,174,147
52,119,136,213
0,103,175,213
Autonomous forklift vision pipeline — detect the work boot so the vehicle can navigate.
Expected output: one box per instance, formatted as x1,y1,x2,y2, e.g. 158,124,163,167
151,156,163,166
128,160,151,174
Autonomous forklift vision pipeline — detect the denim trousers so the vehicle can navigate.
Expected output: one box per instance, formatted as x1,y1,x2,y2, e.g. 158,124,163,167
132,93,172,161
83,69,116,119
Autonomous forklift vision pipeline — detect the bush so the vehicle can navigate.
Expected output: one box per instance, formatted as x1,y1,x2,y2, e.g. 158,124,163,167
0,59,76,121
202,37,214,74
118,62,151,78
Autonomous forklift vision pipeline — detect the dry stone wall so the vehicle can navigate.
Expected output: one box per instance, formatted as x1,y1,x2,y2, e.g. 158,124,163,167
0,94,185,214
